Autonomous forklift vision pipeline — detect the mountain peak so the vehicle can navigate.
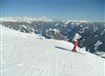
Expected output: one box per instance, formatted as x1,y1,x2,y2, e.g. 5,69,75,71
0,17,52,22
63,19,90,25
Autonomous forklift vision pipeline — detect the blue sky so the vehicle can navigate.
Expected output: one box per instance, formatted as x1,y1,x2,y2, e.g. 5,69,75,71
1,0,105,21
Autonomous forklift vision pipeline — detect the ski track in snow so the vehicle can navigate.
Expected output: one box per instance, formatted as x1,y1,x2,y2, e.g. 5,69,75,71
1,26,105,76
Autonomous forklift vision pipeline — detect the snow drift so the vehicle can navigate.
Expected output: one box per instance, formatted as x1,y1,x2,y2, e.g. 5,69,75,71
0,25,105,76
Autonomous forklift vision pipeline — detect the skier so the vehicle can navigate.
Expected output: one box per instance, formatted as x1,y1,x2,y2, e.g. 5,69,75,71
72,31,81,52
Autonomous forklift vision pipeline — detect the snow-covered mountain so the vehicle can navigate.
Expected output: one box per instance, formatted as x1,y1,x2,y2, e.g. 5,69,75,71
1,18,105,57
0,25,105,76
63,20,90,25
0,17,91,23
0,17,52,22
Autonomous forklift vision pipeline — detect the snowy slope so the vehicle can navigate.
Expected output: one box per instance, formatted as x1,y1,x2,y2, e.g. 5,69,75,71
0,25,105,76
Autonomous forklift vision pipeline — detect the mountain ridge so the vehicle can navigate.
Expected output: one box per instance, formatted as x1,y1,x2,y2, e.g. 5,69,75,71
0,17,52,22
0,17,95,23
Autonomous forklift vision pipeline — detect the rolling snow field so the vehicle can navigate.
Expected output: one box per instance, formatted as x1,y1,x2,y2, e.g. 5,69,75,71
0,25,105,76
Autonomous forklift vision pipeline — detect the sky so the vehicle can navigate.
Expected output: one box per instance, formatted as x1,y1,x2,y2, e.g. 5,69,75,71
1,0,105,21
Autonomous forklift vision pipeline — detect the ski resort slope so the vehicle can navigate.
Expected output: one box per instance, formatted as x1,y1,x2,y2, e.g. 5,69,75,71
0,26,105,76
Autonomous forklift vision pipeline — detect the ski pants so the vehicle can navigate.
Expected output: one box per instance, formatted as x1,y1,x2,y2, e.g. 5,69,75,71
72,41,78,52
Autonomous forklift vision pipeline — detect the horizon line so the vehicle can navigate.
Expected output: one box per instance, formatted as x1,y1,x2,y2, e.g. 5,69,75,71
0,16,104,22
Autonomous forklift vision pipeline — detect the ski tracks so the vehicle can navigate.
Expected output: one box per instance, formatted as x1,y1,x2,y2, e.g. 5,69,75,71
23,51,53,76
38,59,52,76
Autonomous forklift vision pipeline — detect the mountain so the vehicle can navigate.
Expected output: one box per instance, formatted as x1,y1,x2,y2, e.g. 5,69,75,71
1,17,105,57
63,20,90,25
0,17,52,23
0,25,104,76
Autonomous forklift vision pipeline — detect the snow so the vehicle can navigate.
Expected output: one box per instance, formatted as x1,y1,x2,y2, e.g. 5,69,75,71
0,25,105,76
0,17,52,22
95,51,105,58
101,29,105,36
94,40,103,51
63,20,89,25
